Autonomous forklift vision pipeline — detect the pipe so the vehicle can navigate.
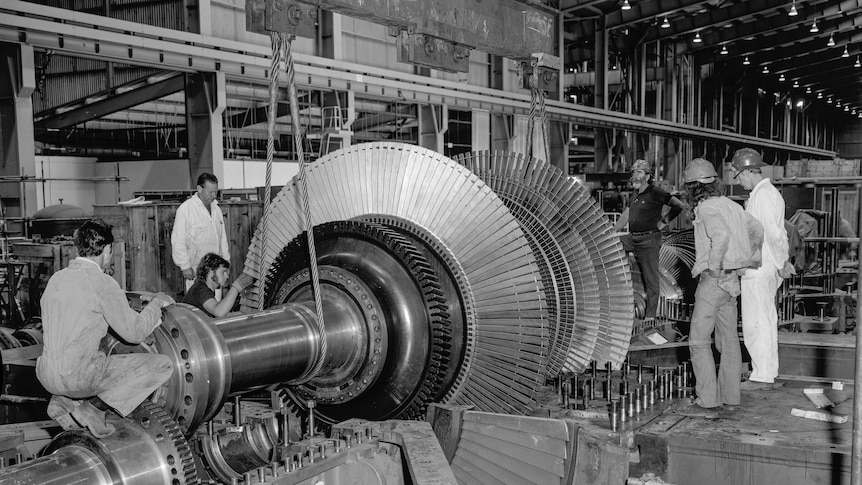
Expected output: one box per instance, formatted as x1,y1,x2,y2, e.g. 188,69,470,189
851,183,862,485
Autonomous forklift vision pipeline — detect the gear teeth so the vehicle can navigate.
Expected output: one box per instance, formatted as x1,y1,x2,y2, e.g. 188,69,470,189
133,402,197,485
264,221,456,422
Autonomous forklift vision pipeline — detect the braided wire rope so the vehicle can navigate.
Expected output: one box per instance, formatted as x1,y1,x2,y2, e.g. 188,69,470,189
260,32,282,311
283,35,328,378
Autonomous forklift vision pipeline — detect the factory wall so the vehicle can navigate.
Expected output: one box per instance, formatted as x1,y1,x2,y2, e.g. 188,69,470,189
836,119,862,159
95,159,190,204
35,156,98,215
222,159,299,190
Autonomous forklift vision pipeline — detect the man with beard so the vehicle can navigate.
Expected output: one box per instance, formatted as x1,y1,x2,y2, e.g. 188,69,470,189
614,159,686,320
673,158,763,418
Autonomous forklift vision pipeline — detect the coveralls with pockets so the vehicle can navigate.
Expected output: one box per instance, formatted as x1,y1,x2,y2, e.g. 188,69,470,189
171,193,230,291
37,258,173,417
741,178,789,384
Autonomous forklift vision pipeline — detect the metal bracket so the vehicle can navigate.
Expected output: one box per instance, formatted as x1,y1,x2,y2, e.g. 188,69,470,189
521,53,562,96
397,32,470,73
246,0,318,37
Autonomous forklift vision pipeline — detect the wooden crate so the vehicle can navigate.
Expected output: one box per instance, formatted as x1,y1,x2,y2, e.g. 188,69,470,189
785,159,807,177
806,159,840,178
95,201,263,298
837,159,861,177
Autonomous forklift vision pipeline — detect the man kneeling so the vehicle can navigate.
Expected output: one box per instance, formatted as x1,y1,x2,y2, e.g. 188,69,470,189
37,220,175,437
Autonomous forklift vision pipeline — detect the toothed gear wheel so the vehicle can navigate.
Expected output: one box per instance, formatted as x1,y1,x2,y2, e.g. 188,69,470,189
264,220,465,424
131,402,197,485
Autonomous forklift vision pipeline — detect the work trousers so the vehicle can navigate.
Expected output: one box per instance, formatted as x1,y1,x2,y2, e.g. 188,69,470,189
38,352,173,417
689,273,741,408
741,269,782,383
622,231,662,318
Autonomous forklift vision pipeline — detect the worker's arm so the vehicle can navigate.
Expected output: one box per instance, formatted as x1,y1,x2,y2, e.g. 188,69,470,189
98,275,174,343
201,288,239,318
171,204,194,280
200,274,253,318
613,208,630,233
699,204,730,275
663,196,686,224
749,193,788,261
218,207,230,262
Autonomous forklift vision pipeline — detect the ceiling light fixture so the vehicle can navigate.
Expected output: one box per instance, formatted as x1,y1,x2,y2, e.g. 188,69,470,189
810,19,819,33
743,56,750,65
779,73,786,81
762,65,769,74
827,34,836,47
720,44,729,55
622,0,632,10
817,92,823,99
788,0,798,16
842,46,850,57
693,31,703,43
793,81,799,88
661,16,671,28
845,106,850,111
827,97,832,103
856,56,861,68
806,86,811,93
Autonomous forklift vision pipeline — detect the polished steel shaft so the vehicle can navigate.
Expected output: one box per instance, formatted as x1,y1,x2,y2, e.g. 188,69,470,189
157,284,367,433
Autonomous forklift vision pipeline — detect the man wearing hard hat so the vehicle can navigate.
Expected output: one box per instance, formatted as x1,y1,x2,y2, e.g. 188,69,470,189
674,158,764,418
731,148,791,390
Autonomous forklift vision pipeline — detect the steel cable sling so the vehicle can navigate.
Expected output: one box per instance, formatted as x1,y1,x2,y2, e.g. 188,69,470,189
264,33,328,378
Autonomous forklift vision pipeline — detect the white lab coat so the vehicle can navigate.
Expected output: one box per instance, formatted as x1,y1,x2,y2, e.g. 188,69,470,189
741,178,789,383
171,194,230,289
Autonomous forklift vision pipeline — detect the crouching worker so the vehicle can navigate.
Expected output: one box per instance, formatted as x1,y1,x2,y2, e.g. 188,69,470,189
182,253,254,318
37,220,175,437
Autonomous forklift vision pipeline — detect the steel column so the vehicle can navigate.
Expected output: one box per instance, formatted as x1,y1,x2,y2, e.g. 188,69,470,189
184,72,225,184
0,42,35,218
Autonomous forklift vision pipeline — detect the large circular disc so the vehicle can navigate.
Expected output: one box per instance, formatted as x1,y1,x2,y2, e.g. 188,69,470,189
242,142,548,415
455,151,634,370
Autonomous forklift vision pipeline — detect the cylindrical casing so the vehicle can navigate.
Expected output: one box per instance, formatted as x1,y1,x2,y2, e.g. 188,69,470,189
0,447,111,485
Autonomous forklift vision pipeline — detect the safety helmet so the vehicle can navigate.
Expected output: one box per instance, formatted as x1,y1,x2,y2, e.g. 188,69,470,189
683,158,718,183
731,148,766,172
631,159,653,174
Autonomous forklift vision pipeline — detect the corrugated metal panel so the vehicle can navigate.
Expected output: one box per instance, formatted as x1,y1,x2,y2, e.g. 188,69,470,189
34,54,161,113
24,0,185,30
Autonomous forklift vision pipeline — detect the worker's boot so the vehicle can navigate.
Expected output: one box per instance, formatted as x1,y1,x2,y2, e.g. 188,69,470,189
71,400,116,438
46,395,83,431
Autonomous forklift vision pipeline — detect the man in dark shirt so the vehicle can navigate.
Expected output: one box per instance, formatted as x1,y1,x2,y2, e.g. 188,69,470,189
183,253,253,318
614,159,686,319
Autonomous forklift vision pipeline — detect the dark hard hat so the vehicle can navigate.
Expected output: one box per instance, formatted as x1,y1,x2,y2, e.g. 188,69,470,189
683,158,718,183
731,148,766,171
631,159,653,174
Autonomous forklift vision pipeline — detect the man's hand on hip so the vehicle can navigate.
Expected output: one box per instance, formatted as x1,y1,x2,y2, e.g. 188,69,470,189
182,268,195,280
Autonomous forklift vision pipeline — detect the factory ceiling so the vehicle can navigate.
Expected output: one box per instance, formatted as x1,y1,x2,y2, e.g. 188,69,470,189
560,0,862,114
5,0,860,160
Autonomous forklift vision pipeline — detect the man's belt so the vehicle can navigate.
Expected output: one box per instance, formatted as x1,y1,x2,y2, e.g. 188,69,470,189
630,229,659,236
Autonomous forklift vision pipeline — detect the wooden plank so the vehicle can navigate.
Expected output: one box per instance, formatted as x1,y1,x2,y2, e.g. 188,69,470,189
463,411,571,441
778,332,856,348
